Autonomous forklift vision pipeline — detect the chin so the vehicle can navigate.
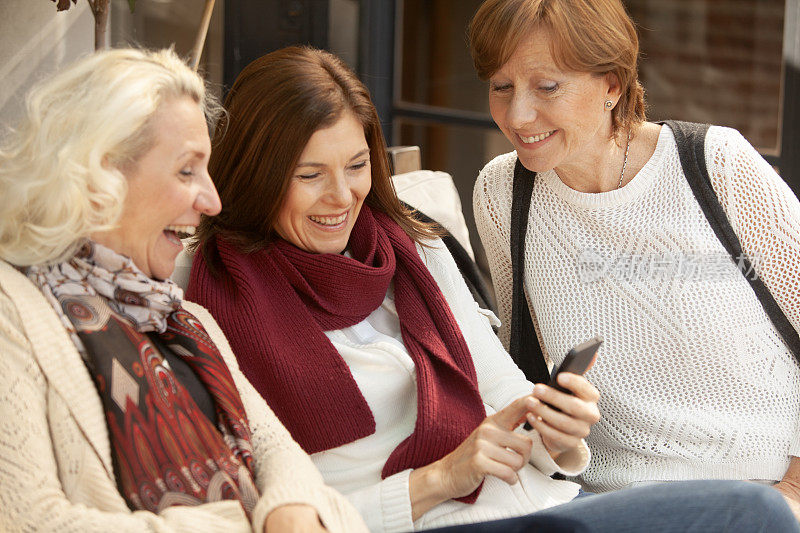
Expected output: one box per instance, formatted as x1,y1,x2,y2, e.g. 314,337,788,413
150,261,177,281
312,231,353,255
517,156,551,174
314,243,347,255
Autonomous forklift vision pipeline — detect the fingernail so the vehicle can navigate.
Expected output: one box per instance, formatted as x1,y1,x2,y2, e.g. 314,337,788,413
559,373,572,385
533,384,546,395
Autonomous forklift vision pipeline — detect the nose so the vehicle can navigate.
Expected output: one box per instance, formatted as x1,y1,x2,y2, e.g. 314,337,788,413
195,171,222,216
507,91,538,131
325,171,352,207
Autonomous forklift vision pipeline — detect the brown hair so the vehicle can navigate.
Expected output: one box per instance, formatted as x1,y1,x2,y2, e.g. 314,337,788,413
194,46,435,262
469,0,646,137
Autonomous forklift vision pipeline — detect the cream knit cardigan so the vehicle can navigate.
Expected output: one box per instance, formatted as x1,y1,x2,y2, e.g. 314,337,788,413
0,259,367,533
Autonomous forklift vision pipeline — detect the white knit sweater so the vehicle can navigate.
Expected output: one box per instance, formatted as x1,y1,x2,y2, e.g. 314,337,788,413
0,260,367,533
310,239,590,532
474,124,800,493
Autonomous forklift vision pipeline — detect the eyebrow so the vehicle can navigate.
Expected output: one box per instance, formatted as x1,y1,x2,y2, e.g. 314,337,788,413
296,148,370,168
178,149,208,161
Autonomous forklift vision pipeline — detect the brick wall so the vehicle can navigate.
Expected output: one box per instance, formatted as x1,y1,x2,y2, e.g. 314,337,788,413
626,0,785,153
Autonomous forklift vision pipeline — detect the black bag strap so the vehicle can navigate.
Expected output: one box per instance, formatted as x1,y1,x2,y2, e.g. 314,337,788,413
509,159,550,384
661,120,800,364
401,202,497,314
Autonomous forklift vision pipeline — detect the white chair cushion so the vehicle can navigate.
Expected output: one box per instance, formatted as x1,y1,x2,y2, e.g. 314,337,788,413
391,170,474,259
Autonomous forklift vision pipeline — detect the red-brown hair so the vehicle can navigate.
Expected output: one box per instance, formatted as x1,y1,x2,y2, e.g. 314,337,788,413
194,46,435,262
469,0,646,137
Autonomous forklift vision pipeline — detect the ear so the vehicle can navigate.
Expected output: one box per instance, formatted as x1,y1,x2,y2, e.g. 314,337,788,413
102,153,133,177
604,72,622,101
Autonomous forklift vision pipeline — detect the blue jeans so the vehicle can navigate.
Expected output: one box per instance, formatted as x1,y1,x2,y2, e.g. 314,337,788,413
425,480,798,532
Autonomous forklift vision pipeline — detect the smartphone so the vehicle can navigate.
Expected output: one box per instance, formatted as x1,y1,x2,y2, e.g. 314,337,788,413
547,336,603,393
523,336,603,429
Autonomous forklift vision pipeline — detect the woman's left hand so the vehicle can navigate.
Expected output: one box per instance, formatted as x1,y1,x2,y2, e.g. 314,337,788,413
527,373,601,459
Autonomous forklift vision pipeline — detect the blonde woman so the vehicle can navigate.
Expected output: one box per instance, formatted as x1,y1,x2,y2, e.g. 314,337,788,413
0,48,366,533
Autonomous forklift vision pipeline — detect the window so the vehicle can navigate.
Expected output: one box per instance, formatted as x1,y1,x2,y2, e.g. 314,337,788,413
386,0,800,270
111,0,225,99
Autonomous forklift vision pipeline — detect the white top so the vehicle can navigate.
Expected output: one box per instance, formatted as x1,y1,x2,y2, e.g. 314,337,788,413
473,124,800,493
0,260,368,533
311,239,590,532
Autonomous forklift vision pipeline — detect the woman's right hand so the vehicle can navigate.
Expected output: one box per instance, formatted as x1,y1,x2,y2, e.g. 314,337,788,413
409,395,536,519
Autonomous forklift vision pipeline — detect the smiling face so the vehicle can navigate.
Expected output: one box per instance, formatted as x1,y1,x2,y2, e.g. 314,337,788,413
488,27,620,175
92,96,221,280
275,111,372,254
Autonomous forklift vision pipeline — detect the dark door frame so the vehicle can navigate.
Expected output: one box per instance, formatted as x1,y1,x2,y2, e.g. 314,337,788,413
777,0,800,190
223,0,329,90
357,0,397,139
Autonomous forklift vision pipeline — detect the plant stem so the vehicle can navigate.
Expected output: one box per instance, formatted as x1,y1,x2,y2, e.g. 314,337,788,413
191,0,216,71
88,0,110,50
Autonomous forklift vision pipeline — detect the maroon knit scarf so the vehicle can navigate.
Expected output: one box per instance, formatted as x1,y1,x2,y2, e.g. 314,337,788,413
188,206,487,501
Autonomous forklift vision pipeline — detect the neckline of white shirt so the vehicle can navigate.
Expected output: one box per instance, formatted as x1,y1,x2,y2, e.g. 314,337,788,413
538,124,672,210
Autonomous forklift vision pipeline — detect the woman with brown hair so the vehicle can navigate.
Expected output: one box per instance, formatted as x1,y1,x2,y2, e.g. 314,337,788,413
186,45,796,532
470,0,800,518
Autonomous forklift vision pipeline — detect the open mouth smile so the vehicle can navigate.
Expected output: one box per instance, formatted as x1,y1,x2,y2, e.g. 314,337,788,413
518,130,555,144
163,224,196,245
308,212,348,229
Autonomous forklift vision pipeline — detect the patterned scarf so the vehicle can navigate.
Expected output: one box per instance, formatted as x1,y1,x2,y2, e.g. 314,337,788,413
28,242,258,515
188,206,487,503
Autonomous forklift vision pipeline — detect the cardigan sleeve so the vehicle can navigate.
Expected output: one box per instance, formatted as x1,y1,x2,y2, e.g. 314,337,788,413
329,469,414,533
420,239,590,477
0,287,259,533
182,302,369,533
704,126,800,456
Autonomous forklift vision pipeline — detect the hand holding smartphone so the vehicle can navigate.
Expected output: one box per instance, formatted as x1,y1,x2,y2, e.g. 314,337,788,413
523,336,603,430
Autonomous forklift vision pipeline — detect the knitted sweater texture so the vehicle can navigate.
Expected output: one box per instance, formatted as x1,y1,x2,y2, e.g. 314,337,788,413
0,260,367,533
474,125,800,492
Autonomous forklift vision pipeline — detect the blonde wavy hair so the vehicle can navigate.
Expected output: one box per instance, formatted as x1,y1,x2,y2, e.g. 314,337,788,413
0,48,220,267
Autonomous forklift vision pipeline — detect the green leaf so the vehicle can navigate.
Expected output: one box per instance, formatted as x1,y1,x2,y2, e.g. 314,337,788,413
127,0,136,12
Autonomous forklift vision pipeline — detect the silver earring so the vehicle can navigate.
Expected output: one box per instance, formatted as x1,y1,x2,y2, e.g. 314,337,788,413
605,100,614,109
